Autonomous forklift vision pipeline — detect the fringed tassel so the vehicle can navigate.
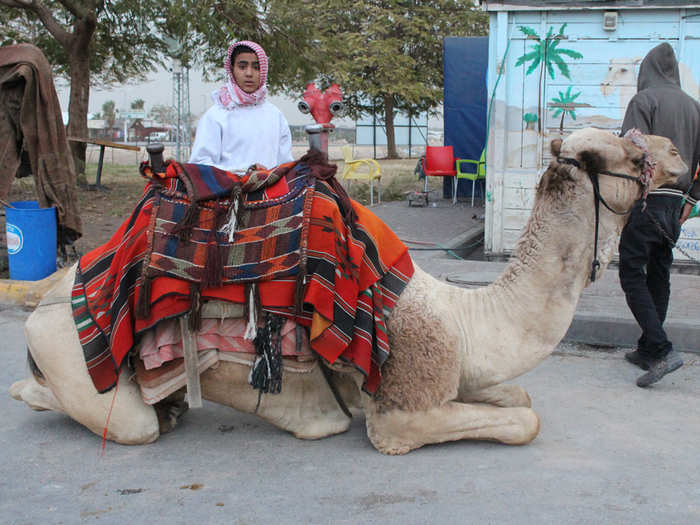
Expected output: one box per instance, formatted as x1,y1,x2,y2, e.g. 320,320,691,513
294,269,307,315
243,283,258,340
188,283,202,332
172,203,200,241
248,313,284,398
220,188,242,243
204,240,222,289
136,278,152,319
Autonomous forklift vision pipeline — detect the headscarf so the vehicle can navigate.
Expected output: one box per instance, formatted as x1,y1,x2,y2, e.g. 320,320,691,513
213,40,269,109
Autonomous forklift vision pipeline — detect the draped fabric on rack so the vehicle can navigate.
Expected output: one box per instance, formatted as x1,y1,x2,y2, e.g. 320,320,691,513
72,156,413,395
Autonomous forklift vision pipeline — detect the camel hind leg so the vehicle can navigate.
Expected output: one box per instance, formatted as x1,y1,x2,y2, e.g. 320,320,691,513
364,400,540,455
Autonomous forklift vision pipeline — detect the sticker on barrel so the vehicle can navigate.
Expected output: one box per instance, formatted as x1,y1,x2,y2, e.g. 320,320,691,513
6,223,23,255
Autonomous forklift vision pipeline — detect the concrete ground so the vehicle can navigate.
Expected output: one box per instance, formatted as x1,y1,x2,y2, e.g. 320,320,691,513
1,197,699,523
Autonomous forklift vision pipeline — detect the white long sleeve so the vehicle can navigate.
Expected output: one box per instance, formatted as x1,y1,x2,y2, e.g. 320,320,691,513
189,101,293,171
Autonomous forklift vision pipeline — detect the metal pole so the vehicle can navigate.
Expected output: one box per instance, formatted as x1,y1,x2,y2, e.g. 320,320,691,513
372,101,377,159
408,113,412,158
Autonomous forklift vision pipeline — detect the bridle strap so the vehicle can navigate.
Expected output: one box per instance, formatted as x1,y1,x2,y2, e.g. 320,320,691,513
557,156,645,282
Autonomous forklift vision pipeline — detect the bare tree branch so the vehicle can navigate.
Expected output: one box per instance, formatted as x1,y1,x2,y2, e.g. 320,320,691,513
1,0,74,46
56,0,90,19
30,1,73,47
0,0,33,8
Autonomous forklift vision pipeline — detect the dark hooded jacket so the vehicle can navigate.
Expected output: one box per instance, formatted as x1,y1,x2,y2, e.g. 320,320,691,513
621,42,700,205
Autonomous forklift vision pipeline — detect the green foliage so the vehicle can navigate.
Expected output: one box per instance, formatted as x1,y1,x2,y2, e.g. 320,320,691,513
102,100,116,129
155,0,322,92
308,0,488,119
0,0,167,86
130,99,145,110
149,104,176,125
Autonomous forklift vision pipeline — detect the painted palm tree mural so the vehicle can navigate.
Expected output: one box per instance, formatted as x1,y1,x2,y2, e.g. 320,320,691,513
549,86,591,132
515,24,583,132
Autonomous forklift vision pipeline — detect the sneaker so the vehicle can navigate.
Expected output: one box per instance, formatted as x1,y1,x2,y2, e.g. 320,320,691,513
636,350,684,388
625,350,651,370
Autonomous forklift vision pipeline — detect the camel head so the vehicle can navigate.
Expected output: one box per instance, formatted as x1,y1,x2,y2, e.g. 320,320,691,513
547,128,684,205
538,128,686,282
639,134,688,189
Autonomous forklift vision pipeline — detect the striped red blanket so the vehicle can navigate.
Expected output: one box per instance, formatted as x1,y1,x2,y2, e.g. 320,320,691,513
72,156,413,395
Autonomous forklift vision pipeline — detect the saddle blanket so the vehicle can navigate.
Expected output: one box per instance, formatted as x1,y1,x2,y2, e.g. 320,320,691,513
133,350,318,405
138,316,312,370
72,157,413,396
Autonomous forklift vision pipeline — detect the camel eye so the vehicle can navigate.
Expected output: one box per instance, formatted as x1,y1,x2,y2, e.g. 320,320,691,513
620,67,628,73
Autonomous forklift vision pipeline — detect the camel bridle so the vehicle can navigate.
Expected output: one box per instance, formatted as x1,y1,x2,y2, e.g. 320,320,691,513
556,155,647,282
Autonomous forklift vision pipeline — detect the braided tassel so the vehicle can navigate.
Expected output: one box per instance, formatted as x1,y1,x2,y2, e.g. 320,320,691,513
243,284,258,340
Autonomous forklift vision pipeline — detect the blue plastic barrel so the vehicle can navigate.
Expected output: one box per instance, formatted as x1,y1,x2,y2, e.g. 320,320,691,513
5,201,57,280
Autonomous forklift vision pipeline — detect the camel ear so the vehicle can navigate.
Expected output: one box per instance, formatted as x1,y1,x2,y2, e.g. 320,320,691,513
621,138,645,168
550,139,562,157
577,149,605,175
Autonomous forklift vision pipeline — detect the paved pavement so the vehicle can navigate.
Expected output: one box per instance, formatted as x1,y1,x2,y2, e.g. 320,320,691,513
1,197,699,523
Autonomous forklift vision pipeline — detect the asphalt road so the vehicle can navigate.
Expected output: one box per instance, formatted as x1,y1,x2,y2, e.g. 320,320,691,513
2,304,699,525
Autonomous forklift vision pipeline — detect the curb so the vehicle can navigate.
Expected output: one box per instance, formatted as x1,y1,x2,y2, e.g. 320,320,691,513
0,267,70,309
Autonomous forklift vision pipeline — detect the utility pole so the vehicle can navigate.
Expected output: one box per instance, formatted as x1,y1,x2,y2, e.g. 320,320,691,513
171,59,192,162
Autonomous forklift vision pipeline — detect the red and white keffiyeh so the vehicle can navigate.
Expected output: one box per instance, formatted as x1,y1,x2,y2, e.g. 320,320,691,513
214,40,269,109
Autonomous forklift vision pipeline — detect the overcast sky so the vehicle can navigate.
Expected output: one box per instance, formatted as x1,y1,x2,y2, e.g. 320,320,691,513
56,65,356,127
55,65,443,130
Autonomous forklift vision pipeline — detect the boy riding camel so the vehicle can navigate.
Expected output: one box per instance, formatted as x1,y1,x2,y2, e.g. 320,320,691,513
189,40,293,171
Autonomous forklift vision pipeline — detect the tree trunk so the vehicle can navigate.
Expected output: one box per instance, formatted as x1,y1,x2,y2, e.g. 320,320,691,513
383,94,398,159
66,19,96,182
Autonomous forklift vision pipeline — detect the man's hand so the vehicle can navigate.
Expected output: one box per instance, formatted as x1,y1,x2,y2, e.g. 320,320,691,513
680,202,693,224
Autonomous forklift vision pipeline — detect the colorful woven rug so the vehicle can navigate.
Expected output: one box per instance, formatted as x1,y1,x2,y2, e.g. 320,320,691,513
72,155,413,395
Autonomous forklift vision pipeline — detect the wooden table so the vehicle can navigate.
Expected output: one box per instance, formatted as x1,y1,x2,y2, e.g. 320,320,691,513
68,137,140,190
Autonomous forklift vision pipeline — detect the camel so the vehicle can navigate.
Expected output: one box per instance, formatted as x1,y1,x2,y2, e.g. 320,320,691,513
10,128,687,454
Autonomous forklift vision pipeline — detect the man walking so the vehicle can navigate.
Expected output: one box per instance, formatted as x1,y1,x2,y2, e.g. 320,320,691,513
619,42,700,387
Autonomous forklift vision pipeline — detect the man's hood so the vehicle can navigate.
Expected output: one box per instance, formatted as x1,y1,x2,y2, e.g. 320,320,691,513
637,42,681,91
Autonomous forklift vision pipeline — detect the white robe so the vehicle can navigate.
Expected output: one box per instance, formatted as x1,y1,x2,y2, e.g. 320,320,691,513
189,101,293,171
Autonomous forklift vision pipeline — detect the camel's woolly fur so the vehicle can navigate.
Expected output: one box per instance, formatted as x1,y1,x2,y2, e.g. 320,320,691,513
374,265,461,413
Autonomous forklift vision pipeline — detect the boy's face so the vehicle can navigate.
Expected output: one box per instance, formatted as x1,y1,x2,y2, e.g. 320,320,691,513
232,52,261,93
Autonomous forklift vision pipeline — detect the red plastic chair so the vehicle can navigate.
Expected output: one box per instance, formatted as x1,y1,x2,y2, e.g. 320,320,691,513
422,146,458,203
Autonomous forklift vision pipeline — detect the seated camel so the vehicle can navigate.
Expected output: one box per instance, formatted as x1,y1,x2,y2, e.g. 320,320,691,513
10,128,687,454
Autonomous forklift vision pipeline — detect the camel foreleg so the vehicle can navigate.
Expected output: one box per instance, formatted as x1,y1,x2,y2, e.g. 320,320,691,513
364,400,540,455
10,374,64,413
458,384,532,408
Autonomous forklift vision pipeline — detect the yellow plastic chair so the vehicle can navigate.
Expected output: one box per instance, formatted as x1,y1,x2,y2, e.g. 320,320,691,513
341,145,381,205
456,149,486,206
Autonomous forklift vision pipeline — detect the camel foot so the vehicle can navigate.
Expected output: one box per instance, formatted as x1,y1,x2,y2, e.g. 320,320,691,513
10,377,64,413
366,401,540,454
154,389,189,434
290,412,352,440
459,384,532,408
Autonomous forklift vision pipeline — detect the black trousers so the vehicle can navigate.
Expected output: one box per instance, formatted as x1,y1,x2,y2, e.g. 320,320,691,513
618,195,682,360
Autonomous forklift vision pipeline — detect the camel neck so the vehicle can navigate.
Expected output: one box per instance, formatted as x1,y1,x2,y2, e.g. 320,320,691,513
453,188,626,388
